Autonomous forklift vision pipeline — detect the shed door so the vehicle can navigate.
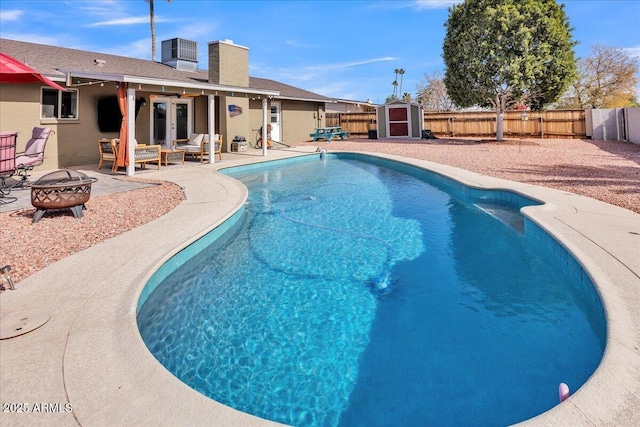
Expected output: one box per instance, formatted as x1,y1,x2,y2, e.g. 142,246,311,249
388,106,409,137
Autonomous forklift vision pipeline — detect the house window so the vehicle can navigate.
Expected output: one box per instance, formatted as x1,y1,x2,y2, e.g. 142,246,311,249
41,87,78,119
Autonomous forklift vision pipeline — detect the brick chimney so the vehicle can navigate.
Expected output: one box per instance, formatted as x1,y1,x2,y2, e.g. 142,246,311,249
208,39,249,87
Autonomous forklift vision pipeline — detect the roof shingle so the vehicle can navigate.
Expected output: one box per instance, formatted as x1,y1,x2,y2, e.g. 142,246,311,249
0,38,331,101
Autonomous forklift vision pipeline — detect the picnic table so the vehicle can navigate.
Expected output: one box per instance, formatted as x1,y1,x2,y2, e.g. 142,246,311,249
310,126,348,142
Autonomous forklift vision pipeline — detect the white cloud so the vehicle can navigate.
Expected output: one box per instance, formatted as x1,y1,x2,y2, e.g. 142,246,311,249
413,0,461,10
99,39,152,60
333,57,398,69
285,39,317,49
310,81,354,98
71,0,124,16
0,32,61,46
623,45,640,58
88,16,173,27
252,56,397,83
0,10,23,21
166,23,214,42
303,57,398,75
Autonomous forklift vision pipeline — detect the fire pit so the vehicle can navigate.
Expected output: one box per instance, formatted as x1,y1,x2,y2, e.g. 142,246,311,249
30,169,98,223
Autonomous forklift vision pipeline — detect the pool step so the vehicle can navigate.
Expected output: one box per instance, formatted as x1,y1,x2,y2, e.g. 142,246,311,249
474,202,524,233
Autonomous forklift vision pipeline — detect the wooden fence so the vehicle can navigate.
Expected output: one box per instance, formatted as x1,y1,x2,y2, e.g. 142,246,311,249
326,110,586,139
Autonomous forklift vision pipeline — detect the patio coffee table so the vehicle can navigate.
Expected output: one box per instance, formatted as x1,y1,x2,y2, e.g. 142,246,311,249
160,148,185,166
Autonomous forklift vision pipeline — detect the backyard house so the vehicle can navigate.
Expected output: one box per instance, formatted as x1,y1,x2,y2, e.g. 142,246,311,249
0,37,333,174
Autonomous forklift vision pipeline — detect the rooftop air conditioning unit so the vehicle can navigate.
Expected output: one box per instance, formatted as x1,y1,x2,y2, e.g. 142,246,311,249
161,38,198,71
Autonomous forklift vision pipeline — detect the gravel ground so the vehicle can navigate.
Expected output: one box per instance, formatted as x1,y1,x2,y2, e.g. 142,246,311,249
1,137,638,287
1,179,184,287
311,137,640,214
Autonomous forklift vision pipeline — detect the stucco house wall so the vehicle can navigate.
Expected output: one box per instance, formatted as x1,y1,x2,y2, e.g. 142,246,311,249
0,84,60,170
247,99,324,145
280,100,323,143
1,37,342,172
218,96,250,151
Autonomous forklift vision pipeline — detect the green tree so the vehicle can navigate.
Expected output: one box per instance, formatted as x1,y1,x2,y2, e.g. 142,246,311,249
146,0,172,62
443,0,577,140
391,68,402,99
398,68,405,95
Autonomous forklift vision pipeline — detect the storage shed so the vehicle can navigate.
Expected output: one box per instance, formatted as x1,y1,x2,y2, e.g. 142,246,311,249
376,100,424,138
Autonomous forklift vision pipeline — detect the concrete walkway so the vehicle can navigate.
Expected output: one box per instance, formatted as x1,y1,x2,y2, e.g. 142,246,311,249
1,147,638,426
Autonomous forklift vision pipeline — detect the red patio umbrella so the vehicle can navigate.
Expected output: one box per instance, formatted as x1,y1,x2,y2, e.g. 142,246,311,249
0,52,66,91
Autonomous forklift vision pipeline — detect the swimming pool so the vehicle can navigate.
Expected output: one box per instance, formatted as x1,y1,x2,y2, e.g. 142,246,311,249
138,153,606,427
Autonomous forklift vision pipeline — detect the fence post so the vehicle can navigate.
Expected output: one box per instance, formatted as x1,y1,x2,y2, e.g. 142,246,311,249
540,117,544,138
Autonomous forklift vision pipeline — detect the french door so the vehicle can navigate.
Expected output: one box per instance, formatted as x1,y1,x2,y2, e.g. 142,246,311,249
150,97,193,147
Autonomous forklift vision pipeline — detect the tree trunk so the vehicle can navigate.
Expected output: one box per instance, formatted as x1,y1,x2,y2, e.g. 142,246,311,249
150,0,156,62
495,93,504,141
496,109,504,141
494,93,508,141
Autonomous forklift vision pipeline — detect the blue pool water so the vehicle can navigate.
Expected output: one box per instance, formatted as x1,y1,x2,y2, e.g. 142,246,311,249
138,154,605,427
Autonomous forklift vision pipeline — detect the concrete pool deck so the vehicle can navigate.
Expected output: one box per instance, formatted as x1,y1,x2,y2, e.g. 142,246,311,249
1,147,638,426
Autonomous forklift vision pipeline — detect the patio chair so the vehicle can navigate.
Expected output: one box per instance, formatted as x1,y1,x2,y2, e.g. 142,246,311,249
133,143,161,169
15,127,53,184
210,134,223,161
0,131,18,202
175,133,223,162
98,138,118,172
199,134,223,162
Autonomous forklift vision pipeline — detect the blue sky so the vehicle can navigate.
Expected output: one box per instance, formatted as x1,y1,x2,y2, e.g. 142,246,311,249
1,0,639,104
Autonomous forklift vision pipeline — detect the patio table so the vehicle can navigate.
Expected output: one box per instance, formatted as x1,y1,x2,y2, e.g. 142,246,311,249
160,148,185,166
310,126,348,142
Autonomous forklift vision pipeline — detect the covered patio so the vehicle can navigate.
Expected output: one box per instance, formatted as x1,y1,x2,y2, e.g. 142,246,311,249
0,145,314,214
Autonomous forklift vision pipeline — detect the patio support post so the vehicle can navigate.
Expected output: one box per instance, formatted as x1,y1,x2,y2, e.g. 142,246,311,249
126,87,136,176
262,97,268,157
207,94,216,164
